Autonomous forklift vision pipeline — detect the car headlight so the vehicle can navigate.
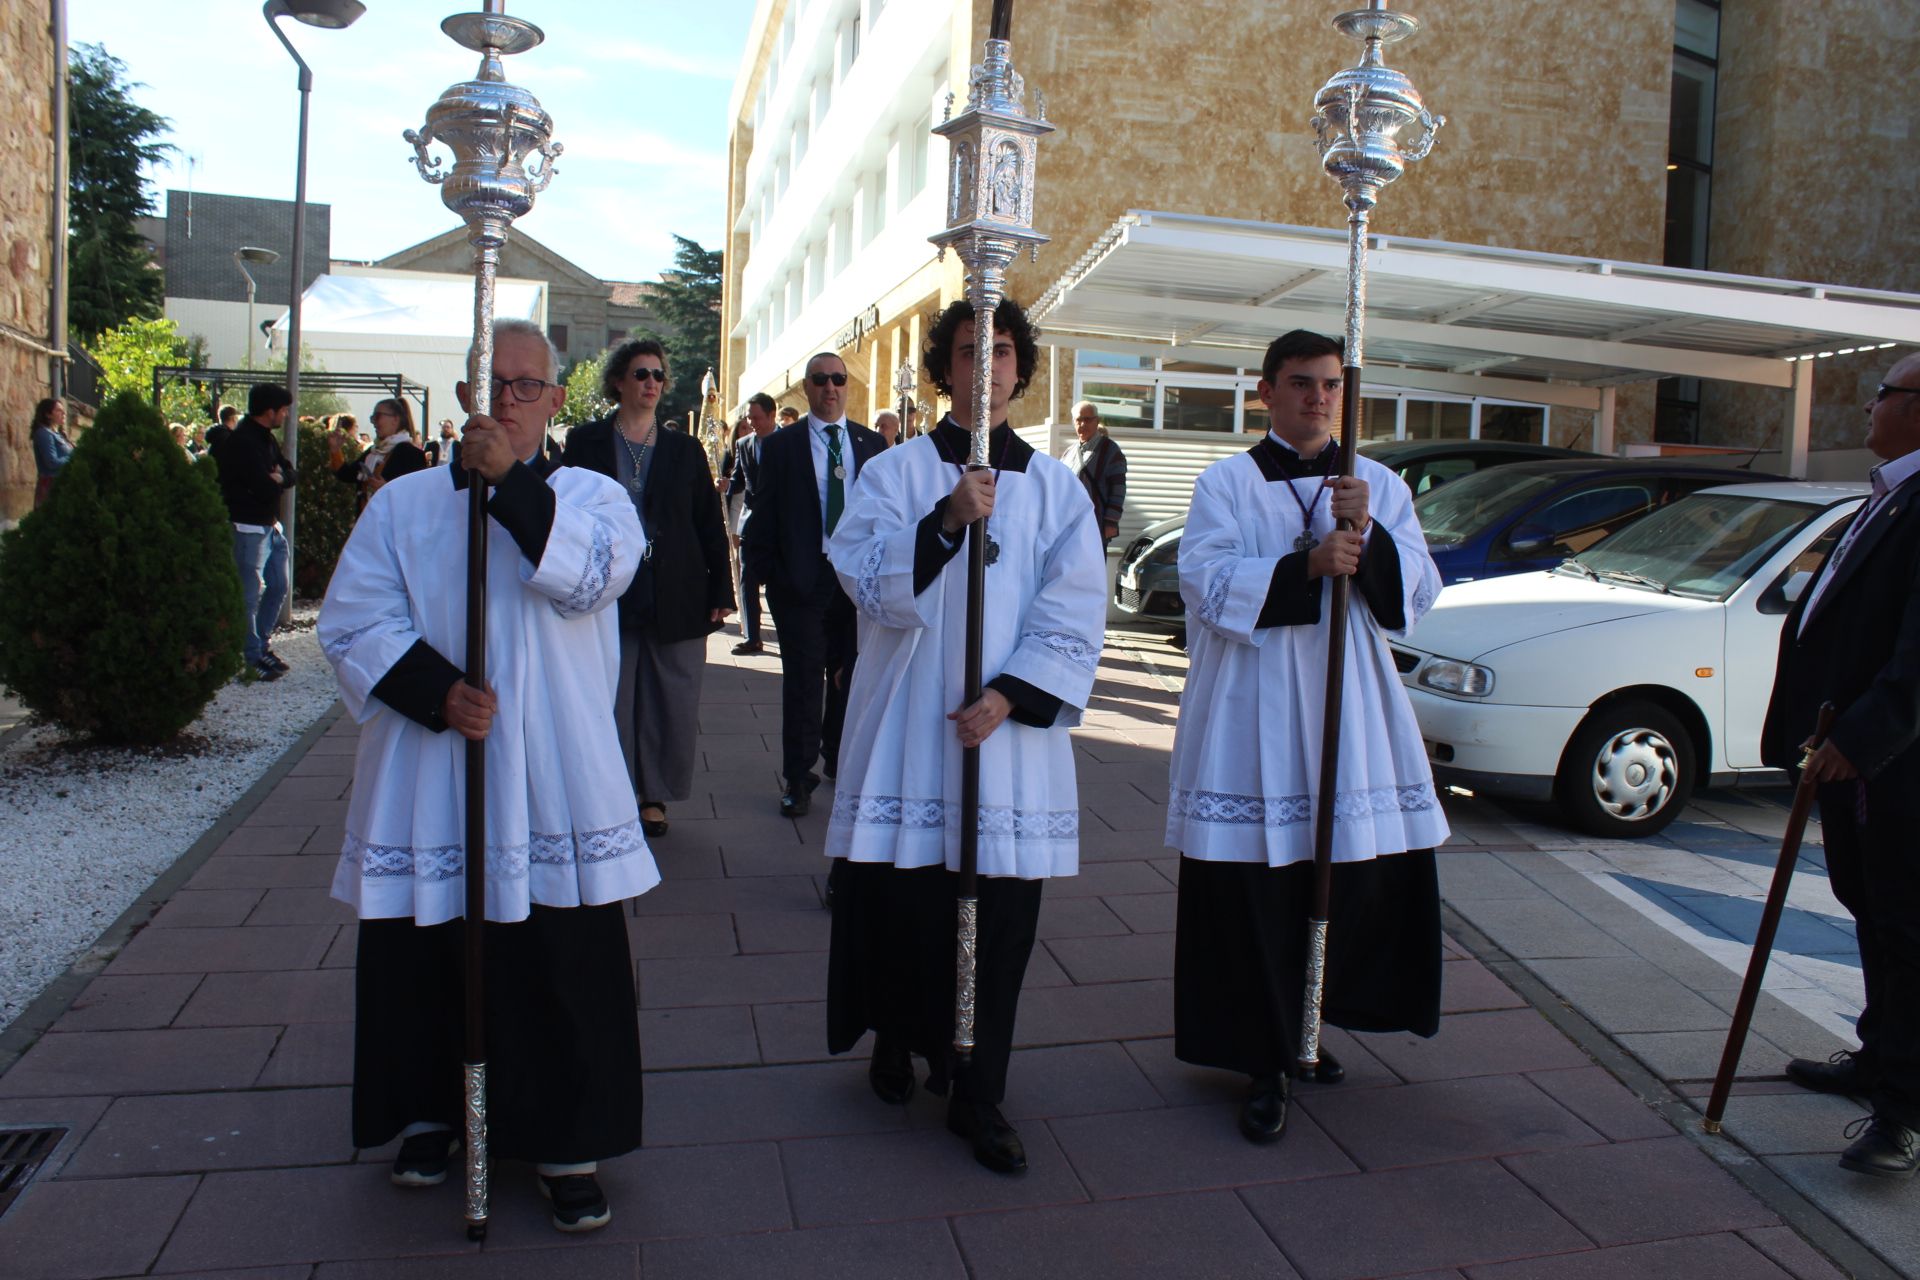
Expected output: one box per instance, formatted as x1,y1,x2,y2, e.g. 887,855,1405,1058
1417,657,1495,697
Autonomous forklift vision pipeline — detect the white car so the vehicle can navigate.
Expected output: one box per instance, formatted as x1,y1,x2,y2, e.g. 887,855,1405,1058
1395,481,1867,837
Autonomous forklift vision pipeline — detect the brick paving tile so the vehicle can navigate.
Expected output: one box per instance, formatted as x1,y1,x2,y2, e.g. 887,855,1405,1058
287,751,355,776
0,1174,197,1280
1044,931,1175,985
187,855,340,891
1440,957,1529,1014
244,797,349,827
642,1060,912,1146
782,1125,1087,1227
150,888,267,929
723,844,829,877
955,1190,1298,1280
475,1142,793,1248
643,1219,963,1280
640,1005,762,1069
1078,826,1179,861
1049,1101,1353,1198
1737,1226,1849,1280
301,825,347,856
244,886,357,927
638,952,828,1009
1042,860,1173,899
1019,945,1072,990
647,846,726,881
1615,1028,1785,1083
304,735,357,755
1103,891,1176,934
317,1245,638,1278
156,1165,481,1271
0,1096,111,1180
1521,1067,1675,1143
212,826,316,857
630,875,820,916
733,909,831,954
148,1267,317,1279
1362,1009,1594,1083
174,970,354,1026
1501,1137,1779,1246
1526,956,1728,1034
1462,1233,1794,1279
0,1027,280,1098
321,925,358,969
63,1087,353,1176
1764,1153,1920,1271
255,1021,353,1087
52,974,201,1032
1035,895,1130,939
268,773,353,803
989,1042,1164,1122
1121,1030,1401,1109
626,913,738,960
750,1000,849,1064
105,924,337,976
1012,978,1174,1045
1299,1075,1603,1170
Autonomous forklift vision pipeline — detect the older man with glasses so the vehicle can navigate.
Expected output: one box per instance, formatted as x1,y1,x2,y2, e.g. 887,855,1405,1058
742,352,885,817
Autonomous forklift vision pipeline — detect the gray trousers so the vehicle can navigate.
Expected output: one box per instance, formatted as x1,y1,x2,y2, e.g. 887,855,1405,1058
614,630,707,803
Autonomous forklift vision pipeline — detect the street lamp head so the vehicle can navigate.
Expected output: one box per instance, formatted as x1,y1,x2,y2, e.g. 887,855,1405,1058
236,246,281,265
264,0,365,29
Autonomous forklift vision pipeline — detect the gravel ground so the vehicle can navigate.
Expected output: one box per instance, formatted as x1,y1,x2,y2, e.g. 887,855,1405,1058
0,605,340,1032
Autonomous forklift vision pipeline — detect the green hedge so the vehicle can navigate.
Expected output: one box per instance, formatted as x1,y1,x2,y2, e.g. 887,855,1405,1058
294,421,360,599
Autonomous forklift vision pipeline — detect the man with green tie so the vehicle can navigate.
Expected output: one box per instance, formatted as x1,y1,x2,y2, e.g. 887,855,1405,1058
743,352,886,817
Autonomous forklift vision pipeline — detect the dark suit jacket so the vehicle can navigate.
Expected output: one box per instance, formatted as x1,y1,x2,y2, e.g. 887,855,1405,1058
562,414,732,641
1067,431,1128,532
334,440,429,491
1763,468,1920,785
741,416,883,596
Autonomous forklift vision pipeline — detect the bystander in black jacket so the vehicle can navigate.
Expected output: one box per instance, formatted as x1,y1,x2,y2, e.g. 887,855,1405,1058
211,416,295,525
562,413,732,641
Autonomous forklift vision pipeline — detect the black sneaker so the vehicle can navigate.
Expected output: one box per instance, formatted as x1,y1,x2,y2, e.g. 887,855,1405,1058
261,649,290,673
251,658,285,683
539,1172,611,1232
391,1131,458,1187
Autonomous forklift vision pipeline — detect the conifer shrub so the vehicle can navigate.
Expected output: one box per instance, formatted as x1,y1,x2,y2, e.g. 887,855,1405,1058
294,419,360,598
0,392,245,743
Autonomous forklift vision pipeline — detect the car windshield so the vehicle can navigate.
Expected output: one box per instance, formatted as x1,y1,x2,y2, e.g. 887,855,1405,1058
1559,493,1824,600
1413,467,1564,544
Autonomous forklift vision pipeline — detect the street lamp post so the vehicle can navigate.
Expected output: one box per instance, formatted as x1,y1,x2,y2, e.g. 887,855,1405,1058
264,0,364,619
233,246,280,371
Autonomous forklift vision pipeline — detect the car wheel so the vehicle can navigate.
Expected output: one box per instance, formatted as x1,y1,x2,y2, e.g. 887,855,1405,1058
1554,700,1694,838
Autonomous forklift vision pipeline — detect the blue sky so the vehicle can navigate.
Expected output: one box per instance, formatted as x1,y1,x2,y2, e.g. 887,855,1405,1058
69,1,759,283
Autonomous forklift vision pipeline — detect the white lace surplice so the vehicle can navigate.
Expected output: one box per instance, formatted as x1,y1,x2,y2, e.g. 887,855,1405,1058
318,465,661,924
1168,448,1451,865
826,436,1108,879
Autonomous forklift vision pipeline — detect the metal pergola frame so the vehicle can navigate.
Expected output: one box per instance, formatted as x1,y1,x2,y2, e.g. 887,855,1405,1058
151,367,431,425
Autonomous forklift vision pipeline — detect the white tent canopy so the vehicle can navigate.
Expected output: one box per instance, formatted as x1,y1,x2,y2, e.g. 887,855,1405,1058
1032,212,1920,474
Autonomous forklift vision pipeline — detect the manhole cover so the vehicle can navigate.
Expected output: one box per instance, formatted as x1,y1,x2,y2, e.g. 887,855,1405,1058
0,1128,67,1218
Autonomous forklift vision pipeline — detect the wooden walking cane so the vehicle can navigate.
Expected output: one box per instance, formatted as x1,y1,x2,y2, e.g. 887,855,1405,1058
1703,702,1837,1134
404,0,564,1238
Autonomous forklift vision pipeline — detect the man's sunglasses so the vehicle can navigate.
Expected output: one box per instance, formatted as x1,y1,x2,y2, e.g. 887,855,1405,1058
489,376,557,403
629,367,668,384
809,372,848,387
1875,383,1920,403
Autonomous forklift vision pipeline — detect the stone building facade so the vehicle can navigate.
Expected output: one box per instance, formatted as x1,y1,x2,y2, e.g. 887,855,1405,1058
0,0,59,522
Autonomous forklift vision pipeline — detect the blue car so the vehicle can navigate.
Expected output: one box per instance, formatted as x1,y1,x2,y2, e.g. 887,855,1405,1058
1415,458,1782,585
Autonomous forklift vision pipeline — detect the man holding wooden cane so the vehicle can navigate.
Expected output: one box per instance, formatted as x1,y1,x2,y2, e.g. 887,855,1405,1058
1762,352,1920,1180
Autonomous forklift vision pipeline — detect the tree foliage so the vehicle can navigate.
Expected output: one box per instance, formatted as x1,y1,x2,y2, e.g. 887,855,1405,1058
0,393,244,743
293,420,361,600
554,352,612,428
88,315,214,426
68,43,172,340
634,235,723,427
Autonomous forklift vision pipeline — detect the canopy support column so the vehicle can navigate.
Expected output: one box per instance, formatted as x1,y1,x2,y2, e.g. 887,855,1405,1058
1786,360,1813,478
1595,385,1617,455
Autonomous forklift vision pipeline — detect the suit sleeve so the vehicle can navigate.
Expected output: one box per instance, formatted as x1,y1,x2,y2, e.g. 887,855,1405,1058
1100,442,1127,530
690,447,733,612
743,436,783,586
1830,542,1920,779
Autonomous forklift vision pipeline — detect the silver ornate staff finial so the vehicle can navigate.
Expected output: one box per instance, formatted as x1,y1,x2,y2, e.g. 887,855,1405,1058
1309,0,1442,364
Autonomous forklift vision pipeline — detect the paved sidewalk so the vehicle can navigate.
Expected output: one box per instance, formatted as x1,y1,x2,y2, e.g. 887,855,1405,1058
0,632,1884,1278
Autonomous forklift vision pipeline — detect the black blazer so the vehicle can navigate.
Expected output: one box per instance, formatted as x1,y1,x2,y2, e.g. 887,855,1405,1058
741,416,884,596
561,415,731,641
334,440,429,490
1763,469,1920,785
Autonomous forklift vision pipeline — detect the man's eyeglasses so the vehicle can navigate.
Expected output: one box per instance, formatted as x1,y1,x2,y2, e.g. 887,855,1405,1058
489,376,557,403
809,372,848,387
629,367,667,384
1875,383,1920,403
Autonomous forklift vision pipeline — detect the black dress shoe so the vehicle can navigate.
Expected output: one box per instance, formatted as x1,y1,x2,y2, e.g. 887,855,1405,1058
869,1035,914,1104
780,790,811,818
1238,1074,1289,1144
947,1098,1027,1173
1839,1114,1920,1179
731,640,763,655
640,803,669,838
1787,1050,1876,1096
1291,1048,1345,1086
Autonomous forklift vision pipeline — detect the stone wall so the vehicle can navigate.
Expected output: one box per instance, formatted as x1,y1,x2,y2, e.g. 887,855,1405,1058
0,0,57,522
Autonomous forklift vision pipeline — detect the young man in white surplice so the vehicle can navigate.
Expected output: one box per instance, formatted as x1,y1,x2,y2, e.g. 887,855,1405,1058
1167,328,1450,1147
822,298,1107,1174
318,319,658,1234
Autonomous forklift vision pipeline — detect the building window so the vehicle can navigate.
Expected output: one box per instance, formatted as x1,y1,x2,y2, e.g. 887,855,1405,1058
1664,0,1718,271
549,323,569,352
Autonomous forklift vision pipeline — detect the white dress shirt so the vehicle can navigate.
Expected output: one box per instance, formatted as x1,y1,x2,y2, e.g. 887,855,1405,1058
806,415,859,552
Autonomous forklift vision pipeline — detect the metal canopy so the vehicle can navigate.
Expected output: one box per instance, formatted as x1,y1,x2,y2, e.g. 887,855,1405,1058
1031,212,1920,397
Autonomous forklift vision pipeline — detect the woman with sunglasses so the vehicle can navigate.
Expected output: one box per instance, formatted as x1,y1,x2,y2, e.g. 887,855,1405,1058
562,339,733,837
334,399,428,513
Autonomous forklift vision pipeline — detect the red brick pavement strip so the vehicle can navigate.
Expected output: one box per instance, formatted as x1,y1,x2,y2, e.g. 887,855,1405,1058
0,642,1866,1278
